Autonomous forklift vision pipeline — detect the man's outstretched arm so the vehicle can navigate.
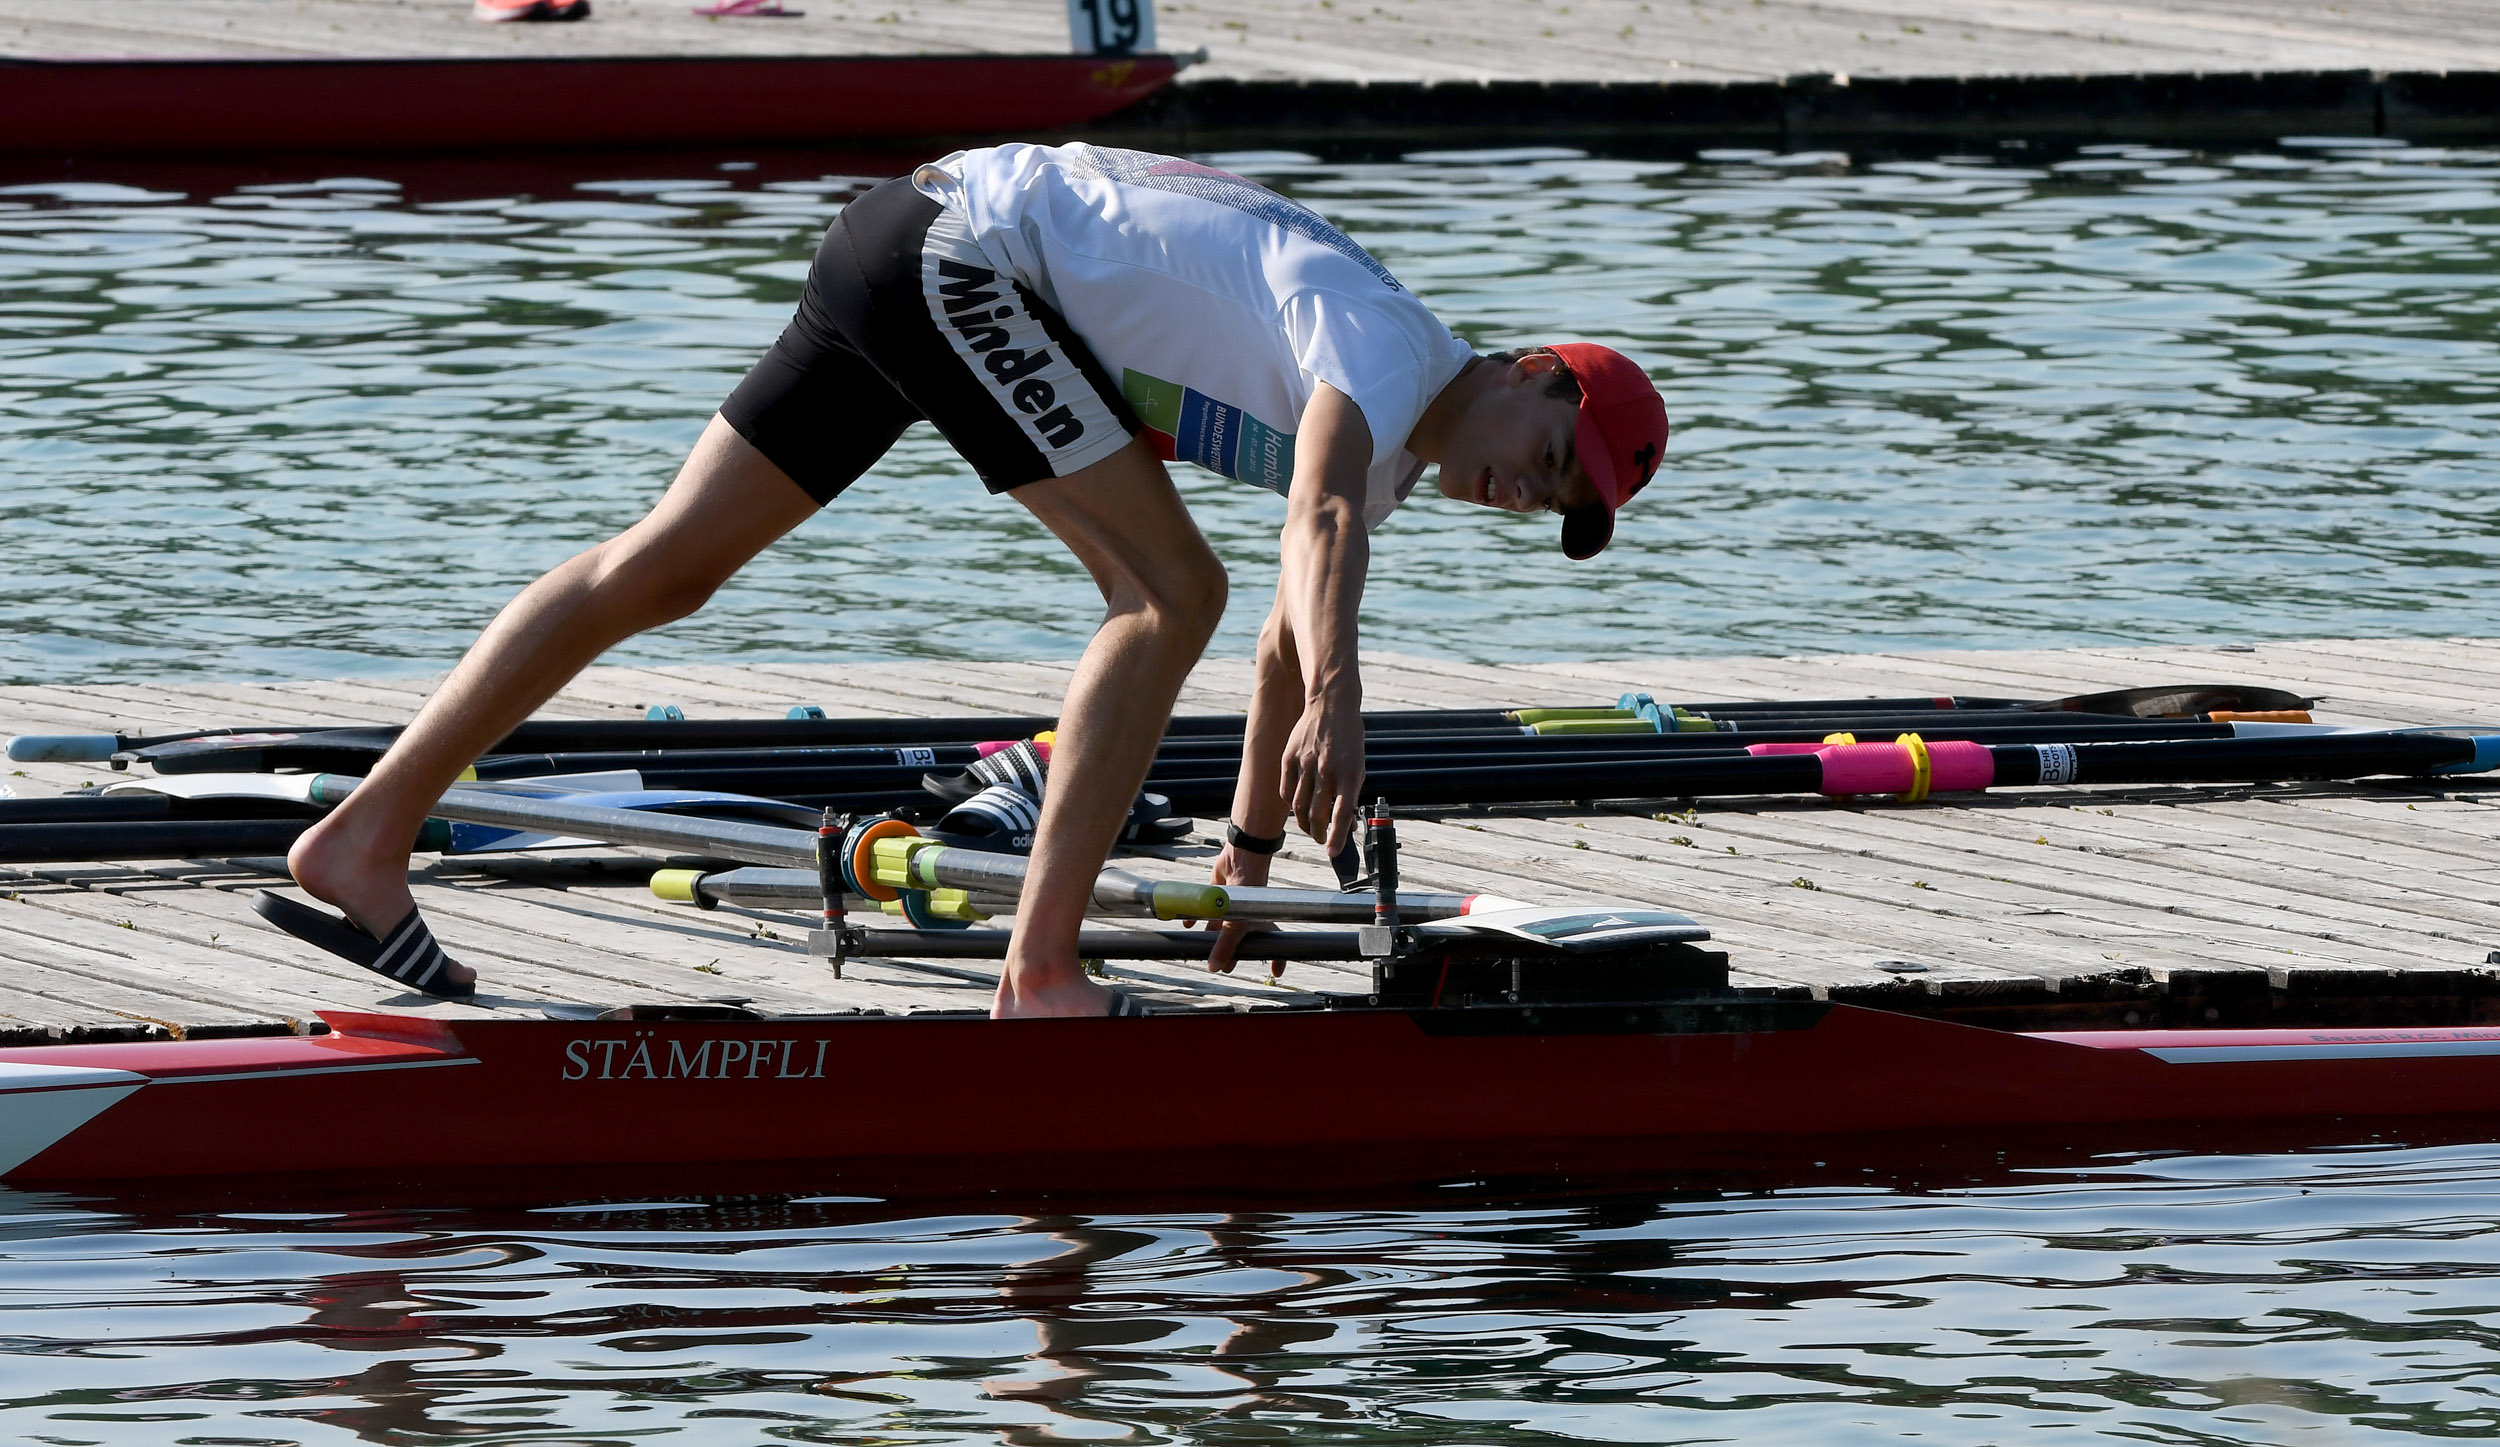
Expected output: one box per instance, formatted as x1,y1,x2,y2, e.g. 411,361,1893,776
1204,580,1302,973
1206,384,1374,973
1274,382,1376,854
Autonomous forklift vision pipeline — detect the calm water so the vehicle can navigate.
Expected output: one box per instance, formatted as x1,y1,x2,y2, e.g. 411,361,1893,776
0,1142,2494,1444
4,139,2499,681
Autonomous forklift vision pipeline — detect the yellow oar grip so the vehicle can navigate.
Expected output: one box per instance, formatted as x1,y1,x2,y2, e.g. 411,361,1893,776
926,889,988,922
1150,881,1230,920
1531,717,1661,736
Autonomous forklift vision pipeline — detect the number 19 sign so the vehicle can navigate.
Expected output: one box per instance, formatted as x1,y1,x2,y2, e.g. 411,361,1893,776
1068,0,1154,55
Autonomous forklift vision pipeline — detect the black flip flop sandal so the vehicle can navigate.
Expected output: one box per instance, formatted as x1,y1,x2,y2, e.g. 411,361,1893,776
1105,988,1152,1017
1120,790,1193,847
252,891,476,1001
929,783,1042,853
923,739,1050,807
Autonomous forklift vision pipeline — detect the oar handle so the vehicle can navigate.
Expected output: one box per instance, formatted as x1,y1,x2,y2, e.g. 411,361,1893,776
4,734,119,763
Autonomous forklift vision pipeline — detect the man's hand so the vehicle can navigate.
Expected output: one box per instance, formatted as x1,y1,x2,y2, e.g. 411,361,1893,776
1196,842,1285,976
1281,689,1365,856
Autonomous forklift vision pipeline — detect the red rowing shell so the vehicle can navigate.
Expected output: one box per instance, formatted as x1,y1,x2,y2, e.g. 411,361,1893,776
3,1008,2496,1197
0,53,1178,157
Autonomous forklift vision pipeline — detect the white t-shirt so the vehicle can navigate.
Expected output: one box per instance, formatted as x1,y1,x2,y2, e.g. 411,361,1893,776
914,143,1474,530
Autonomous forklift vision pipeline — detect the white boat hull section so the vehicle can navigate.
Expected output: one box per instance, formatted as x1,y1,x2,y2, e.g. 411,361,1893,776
2147,1038,2500,1064
0,1063,145,1175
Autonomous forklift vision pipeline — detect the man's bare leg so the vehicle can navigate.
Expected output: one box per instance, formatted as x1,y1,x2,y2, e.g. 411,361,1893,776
996,437,1227,1018
287,416,821,983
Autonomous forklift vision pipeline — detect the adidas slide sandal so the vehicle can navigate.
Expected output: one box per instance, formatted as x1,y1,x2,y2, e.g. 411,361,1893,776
252,890,476,1001
929,782,1043,853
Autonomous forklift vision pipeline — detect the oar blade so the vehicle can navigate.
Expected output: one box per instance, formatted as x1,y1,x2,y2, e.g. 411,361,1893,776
2035,684,2315,718
1440,903,1712,951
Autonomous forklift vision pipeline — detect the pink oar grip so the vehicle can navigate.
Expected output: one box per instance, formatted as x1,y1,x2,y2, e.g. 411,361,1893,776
1928,740,1994,792
1817,742,1915,794
1745,739,1998,796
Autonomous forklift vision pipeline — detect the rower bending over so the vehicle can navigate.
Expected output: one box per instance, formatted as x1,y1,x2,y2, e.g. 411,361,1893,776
278,143,1670,1014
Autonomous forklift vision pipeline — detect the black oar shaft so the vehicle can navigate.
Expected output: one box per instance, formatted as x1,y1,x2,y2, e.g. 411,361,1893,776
0,795,172,825
1113,734,2489,813
0,820,309,863
471,744,987,780
489,719,2255,789
607,721,2251,799
128,707,1534,771
6,733,2478,863
1990,734,2481,786
34,681,2318,771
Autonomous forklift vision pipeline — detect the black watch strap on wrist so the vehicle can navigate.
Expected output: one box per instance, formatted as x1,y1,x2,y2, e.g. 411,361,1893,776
1225,821,1285,855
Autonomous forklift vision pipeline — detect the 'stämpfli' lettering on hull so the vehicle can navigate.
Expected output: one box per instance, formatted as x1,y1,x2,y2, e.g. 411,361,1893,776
562,1035,832,1081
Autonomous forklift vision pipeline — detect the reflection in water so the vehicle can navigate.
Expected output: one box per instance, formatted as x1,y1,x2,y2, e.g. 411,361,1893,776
3,141,2499,681
0,1143,2493,1442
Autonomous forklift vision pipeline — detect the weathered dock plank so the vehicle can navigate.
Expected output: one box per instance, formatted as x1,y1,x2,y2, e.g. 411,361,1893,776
5,0,2493,84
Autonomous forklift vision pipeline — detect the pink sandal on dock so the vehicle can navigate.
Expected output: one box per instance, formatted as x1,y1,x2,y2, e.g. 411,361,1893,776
475,0,590,21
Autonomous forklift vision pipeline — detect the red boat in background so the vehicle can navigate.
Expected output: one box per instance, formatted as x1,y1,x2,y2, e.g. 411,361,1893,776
0,52,1177,157
2,1004,2495,1200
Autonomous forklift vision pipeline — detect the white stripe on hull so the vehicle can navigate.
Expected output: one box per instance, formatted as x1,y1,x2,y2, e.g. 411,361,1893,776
2146,1039,2500,1064
0,1063,145,1175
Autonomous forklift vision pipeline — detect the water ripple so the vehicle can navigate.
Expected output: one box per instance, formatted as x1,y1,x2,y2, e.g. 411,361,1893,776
0,1144,2491,1441
3,143,2498,682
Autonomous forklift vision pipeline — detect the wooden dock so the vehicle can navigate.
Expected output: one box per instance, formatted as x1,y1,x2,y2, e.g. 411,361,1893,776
7,0,2494,84
8,1,2497,156
1,637,2494,1045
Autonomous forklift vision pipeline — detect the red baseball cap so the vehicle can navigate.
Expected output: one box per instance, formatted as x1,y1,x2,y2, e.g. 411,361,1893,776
1546,342,1669,560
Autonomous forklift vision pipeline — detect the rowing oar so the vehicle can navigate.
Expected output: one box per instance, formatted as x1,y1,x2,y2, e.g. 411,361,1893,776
287,777,1449,927
0,773,837,864
1269,730,2500,810
1646,683,2313,721
0,819,326,864
461,714,2318,783
71,712,2184,778
574,721,2347,808
318,720,2387,823
655,865,1431,936
649,864,1233,930
8,683,2313,767
1069,728,2500,817
856,834,1481,924
833,927,1389,963
7,719,2443,866
15,704,1560,766
832,827,1714,951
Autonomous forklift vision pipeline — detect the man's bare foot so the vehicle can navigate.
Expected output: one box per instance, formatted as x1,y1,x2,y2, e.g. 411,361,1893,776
286,810,479,992
992,969,1119,1019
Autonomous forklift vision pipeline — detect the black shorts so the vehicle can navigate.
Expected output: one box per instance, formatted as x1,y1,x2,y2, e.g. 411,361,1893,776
719,176,1140,505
